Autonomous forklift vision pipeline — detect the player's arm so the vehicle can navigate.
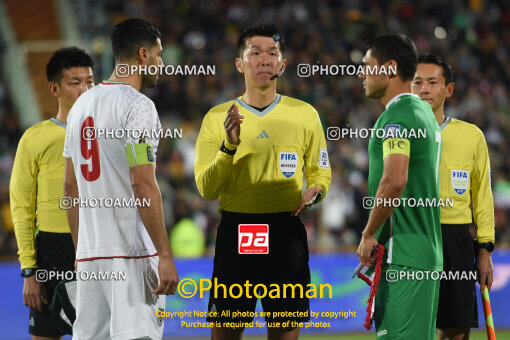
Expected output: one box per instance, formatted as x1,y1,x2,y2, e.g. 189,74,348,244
10,132,45,312
195,104,242,200
123,98,178,295
357,138,410,266
64,157,79,251
471,130,495,290
294,109,332,216
129,161,178,295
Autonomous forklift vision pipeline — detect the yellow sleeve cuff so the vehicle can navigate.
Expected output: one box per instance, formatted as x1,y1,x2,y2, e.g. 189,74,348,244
224,139,240,150
20,259,37,270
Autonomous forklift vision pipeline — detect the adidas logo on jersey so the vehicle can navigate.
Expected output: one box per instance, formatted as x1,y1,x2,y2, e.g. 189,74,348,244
256,130,270,139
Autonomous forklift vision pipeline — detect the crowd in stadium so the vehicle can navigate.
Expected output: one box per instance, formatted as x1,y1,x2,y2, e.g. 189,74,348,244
1,0,510,257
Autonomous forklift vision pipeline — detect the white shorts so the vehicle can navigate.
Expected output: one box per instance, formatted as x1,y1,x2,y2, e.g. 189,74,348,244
73,256,165,340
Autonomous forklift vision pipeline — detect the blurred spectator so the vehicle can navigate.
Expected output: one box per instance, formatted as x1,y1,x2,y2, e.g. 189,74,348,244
170,217,205,258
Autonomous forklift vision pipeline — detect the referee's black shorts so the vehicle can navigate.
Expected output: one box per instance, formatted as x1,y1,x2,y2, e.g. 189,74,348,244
29,231,75,337
207,211,311,324
436,224,479,329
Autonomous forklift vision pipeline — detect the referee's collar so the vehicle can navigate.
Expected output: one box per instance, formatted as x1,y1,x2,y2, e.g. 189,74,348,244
50,117,66,129
235,95,282,117
385,93,418,110
440,116,452,131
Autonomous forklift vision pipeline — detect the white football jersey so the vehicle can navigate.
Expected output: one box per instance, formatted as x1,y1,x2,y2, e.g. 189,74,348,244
64,80,161,261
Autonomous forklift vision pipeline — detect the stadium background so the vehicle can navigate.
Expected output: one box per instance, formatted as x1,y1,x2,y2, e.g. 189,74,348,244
0,0,509,339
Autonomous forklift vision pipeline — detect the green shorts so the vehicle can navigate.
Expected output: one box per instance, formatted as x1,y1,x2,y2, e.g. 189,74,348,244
374,264,440,339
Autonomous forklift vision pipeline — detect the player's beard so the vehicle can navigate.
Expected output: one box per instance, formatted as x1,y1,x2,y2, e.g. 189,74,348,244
141,73,158,89
141,55,160,89
365,83,386,99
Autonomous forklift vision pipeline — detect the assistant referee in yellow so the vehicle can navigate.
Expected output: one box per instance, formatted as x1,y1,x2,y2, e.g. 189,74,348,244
413,53,495,340
195,24,331,340
10,47,94,339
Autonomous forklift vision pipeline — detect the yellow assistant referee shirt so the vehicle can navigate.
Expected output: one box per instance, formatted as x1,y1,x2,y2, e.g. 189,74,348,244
195,95,331,213
10,118,70,269
439,117,494,243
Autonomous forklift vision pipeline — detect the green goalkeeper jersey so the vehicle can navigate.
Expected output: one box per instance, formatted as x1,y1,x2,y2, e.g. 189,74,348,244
368,93,443,271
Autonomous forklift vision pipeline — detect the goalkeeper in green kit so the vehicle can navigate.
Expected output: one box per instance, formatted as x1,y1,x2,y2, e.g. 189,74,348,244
356,34,443,339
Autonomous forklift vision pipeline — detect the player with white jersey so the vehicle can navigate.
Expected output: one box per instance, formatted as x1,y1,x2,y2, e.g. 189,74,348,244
65,80,162,259
63,18,178,340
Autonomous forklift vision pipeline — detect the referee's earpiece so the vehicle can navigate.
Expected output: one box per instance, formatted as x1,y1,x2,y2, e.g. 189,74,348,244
270,66,285,80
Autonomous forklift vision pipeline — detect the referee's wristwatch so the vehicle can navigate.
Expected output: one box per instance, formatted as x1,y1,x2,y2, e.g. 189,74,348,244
21,268,36,278
476,241,494,253
220,140,237,155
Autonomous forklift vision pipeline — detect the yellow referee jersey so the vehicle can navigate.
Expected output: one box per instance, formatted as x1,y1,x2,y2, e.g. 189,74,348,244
439,117,494,243
195,95,331,213
10,118,70,269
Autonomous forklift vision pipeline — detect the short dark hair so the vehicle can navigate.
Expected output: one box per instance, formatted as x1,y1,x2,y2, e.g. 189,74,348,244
111,18,161,61
418,53,454,85
366,34,418,81
46,47,94,83
237,23,285,57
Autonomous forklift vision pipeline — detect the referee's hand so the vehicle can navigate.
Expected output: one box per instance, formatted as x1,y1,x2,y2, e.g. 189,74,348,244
292,187,323,216
477,248,494,291
153,256,179,295
224,103,244,145
23,276,47,313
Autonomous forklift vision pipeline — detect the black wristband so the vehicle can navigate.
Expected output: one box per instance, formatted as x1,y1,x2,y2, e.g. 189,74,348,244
21,268,36,278
220,141,237,155
475,241,494,254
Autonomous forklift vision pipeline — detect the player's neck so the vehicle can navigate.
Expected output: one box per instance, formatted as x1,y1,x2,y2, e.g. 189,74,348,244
56,102,69,124
380,80,412,107
108,72,142,91
242,86,277,108
434,105,446,126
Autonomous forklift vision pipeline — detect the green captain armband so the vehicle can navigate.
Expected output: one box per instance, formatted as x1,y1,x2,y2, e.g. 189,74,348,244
125,143,155,167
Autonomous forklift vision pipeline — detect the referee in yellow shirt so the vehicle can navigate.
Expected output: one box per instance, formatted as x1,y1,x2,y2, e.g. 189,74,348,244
195,24,331,340
10,47,94,339
412,53,495,340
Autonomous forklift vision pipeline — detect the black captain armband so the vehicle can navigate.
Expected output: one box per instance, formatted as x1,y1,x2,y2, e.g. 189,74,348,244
220,141,237,155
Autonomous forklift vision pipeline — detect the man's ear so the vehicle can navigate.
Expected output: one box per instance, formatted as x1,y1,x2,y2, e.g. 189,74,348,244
280,59,288,74
137,46,149,65
49,82,59,98
387,60,397,79
235,57,244,74
445,82,455,99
